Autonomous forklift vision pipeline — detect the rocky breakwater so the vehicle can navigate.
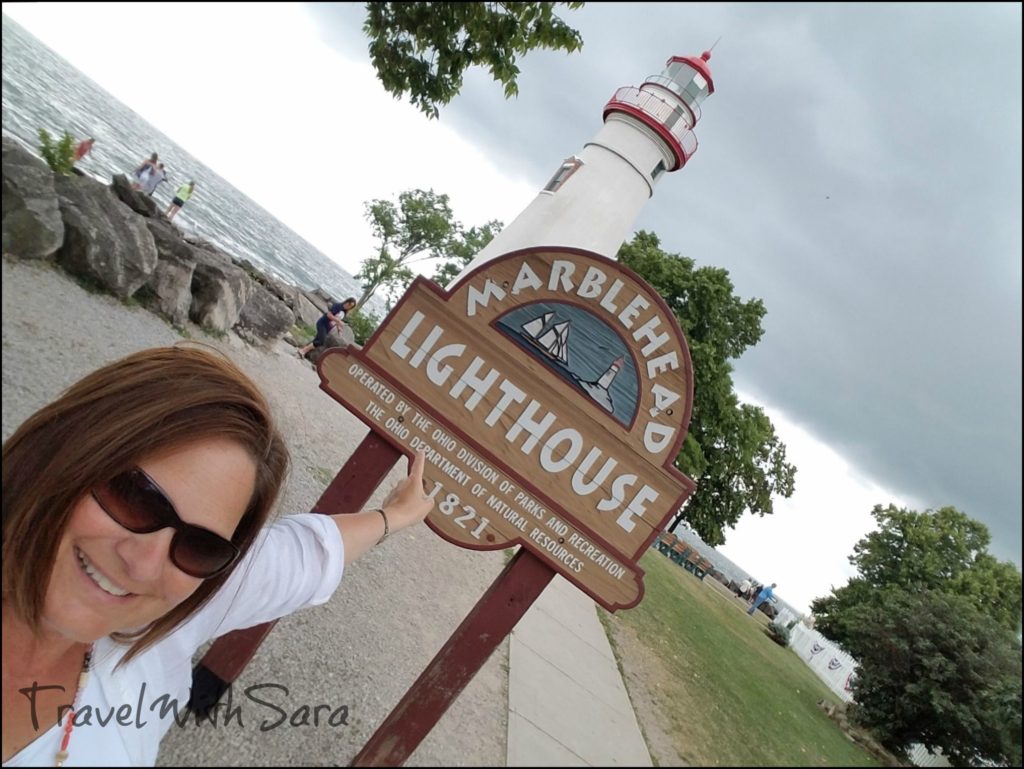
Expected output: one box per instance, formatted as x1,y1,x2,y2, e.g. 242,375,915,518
2,136,350,352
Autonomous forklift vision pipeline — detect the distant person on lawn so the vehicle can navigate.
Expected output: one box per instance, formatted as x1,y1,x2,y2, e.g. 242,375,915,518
747,582,777,615
298,297,357,359
738,577,752,600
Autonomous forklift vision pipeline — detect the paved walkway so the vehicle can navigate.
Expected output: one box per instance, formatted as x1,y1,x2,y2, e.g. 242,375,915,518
506,576,651,766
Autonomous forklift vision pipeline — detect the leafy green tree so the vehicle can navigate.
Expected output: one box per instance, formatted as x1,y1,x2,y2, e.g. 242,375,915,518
811,504,1023,650
617,231,796,545
345,308,381,346
357,189,504,312
364,2,585,118
356,189,459,310
844,589,1022,766
37,128,75,175
432,219,504,286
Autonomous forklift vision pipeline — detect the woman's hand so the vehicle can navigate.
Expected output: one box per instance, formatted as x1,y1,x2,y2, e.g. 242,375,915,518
380,450,434,533
330,450,433,565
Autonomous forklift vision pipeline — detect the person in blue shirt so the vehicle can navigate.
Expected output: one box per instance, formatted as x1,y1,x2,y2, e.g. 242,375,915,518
747,582,777,615
298,297,357,359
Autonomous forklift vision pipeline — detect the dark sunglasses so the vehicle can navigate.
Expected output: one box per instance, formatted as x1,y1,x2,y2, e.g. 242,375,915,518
90,468,240,579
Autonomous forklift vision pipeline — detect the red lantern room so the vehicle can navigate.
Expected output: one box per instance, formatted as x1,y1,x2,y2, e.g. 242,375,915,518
603,51,715,171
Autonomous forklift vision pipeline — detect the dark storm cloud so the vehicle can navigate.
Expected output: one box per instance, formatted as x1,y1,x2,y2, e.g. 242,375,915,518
305,3,1022,565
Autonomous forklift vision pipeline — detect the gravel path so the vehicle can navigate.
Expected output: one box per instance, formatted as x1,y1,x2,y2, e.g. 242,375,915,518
2,256,510,766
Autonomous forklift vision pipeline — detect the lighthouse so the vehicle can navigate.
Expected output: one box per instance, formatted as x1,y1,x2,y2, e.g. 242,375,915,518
597,355,625,390
459,50,715,274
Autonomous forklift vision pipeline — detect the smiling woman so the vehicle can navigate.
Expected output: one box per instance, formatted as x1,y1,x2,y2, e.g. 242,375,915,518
0,344,434,766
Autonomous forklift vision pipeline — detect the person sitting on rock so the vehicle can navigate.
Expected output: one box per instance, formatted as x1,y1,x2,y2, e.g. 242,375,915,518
298,297,357,360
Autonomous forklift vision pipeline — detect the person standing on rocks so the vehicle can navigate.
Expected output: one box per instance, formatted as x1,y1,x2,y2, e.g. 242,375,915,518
165,180,195,221
141,163,167,197
131,152,158,190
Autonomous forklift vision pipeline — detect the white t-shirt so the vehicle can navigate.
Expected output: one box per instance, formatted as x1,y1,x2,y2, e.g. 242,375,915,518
141,169,165,195
4,513,345,767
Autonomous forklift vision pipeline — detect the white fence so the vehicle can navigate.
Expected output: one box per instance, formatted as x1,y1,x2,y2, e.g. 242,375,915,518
787,623,950,767
788,623,858,702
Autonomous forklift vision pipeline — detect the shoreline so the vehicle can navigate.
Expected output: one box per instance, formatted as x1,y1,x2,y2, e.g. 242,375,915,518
1,255,510,766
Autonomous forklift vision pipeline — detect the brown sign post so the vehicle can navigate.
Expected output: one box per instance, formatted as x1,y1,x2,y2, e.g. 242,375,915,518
191,246,696,763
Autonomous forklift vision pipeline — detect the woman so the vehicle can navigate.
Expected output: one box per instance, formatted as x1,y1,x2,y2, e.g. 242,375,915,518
131,164,153,192
130,153,158,191
297,297,357,359
72,137,95,165
1,345,432,766
139,162,166,197
164,181,195,222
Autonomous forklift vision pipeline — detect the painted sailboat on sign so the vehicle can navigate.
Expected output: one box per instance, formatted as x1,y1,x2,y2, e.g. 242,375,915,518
522,312,570,365
496,302,640,428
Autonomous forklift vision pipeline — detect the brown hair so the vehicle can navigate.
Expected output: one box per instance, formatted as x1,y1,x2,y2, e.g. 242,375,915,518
2,344,289,662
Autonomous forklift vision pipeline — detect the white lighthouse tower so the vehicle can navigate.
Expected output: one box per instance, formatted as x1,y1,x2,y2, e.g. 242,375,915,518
461,50,715,273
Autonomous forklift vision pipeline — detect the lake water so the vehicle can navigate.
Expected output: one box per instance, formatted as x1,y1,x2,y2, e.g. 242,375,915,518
1,15,365,305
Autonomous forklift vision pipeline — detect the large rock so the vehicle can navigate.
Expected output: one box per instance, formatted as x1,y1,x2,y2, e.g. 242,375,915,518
309,287,334,307
146,216,196,264
237,285,296,339
263,275,303,311
324,324,355,349
189,247,253,332
302,289,330,315
294,294,323,327
1,136,65,259
149,251,195,327
110,173,160,218
234,259,322,325
144,219,199,326
54,173,158,298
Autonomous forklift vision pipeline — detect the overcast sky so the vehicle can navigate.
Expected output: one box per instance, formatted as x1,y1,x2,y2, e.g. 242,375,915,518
4,3,1020,614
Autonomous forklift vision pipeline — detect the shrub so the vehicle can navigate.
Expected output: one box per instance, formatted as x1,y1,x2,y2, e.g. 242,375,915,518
765,620,791,647
37,128,76,175
346,309,381,345
290,323,316,341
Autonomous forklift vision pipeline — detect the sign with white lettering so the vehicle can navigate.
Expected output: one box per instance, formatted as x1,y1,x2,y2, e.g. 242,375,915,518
319,247,695,609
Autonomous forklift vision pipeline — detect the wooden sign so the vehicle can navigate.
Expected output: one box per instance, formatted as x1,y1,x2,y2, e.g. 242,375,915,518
319,246,695,610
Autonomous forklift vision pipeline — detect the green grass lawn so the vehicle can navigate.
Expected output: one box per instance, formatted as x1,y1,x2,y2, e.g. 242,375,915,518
600,549,880,767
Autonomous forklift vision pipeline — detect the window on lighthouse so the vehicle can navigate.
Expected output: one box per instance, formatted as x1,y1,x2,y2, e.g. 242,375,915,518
665,62,711,110
682,72,709,106
543,157,583,193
